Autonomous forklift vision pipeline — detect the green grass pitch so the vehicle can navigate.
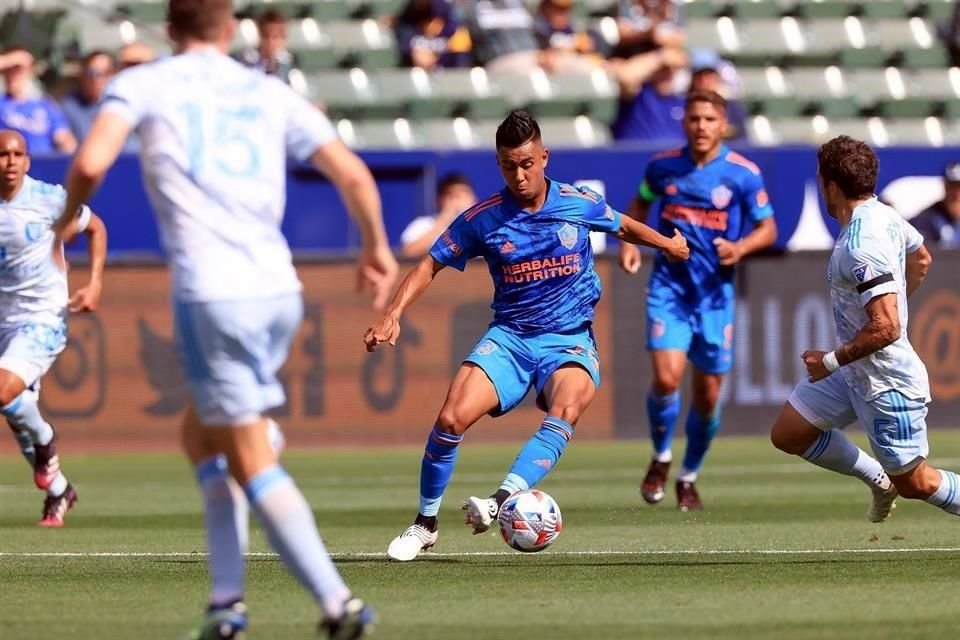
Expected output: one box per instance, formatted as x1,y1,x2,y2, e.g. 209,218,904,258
3,431,960,639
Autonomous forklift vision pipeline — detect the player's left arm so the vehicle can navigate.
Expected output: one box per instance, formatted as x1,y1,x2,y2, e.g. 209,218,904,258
903,219,932,298
616,216,689,262
54,112,131,241
66,212,107,313
714,170,777,266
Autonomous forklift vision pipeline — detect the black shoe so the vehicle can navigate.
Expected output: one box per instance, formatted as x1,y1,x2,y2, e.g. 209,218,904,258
641,459,670,504
676,480,703,512
320,598,376,640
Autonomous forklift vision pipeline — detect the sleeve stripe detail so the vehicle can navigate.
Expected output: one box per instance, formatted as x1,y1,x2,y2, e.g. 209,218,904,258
856,272,895,294
724,151,761,175
463,194,503,222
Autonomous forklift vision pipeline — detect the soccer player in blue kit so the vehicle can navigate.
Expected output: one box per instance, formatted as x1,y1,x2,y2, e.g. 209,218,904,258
619,90,778,511
364,110,690,561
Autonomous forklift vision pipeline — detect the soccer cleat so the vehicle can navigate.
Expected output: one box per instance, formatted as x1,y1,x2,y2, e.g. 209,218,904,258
32,430,60,491
868,483,898,523
319,597,375,640
386,524,438,562
462,496,499,534
640,459,671,504
676,480,703,512
39,483,77,527
184,602,248,640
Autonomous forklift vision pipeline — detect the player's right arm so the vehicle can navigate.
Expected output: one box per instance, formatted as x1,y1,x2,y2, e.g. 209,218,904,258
619,179,657,274
363,256,446,352
903,218,932,298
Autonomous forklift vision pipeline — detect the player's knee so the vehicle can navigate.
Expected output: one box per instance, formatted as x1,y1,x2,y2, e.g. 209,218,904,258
0,389,21,410
547,402,582,426
651,375,681,397
436,408,471,436
769,423,807,456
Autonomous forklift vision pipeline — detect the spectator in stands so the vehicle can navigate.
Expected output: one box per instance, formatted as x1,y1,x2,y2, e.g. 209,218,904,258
61,51,139,153
0,47,76,154
940,1,960,67
688,49,747,142
117,42,158,69
400,172,476,257
534,0,605,73
458,0,542,73
395,0,473,69
911,162,960,249
612,0,686,59
238,10,301,86
609,45,688,143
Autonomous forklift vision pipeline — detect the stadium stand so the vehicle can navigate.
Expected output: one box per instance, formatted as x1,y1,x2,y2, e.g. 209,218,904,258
0,0,957,148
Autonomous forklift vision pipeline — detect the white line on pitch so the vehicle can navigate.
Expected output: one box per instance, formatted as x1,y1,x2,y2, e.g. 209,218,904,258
2,548,960,559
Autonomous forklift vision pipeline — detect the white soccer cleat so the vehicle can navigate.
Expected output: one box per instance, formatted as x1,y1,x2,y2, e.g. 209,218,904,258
386,524,437,562
462,496,499,534
868,483,898,523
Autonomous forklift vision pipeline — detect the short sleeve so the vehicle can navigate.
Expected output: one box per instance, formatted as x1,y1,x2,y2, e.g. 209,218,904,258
428,214,482,271
902,216,924,253
99,69,150,127
280,82,337,161
575,186,622,233
740,168,774,223
844,242,899,307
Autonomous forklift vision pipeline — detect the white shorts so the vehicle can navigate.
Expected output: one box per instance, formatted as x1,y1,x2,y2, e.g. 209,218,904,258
173,294,303,426
789,373,929,474
0,319,67,389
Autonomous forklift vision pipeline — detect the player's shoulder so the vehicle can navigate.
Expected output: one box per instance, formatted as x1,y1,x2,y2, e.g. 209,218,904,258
22,175,65,202
460,191,506,225
721,150,763,177
556,181,602,205
647,147,685,170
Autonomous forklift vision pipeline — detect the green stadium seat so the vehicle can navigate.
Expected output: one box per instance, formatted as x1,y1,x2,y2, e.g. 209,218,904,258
537,116,611,148
309,0,355,21
861,1,917,19
329,19,398,68
753,96,803,118
795,1,858,19
685,20,726,54
885,118,941,145
866,19,934,52
901,45,950,68
839,47,887,68
373,68,453,119
847,68,898,106
924,0,956,22
362,0,407,19
118,1,166,22
431,68,510,120
417,118,480,149
305,69,403,119
903,68,958,99
352,118,417,149
878,97,935,118
732,1,782,19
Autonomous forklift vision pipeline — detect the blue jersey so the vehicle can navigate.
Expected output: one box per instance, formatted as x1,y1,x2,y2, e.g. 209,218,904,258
430,179,622,335
641,145,773,308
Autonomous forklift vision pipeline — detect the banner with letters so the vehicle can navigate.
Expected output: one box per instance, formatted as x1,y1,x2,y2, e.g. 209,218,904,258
1,253,954,452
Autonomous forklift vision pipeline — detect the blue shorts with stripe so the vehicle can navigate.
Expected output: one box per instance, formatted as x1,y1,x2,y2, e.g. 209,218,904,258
173,294,303,426
789,373,929,475
464,324,601,417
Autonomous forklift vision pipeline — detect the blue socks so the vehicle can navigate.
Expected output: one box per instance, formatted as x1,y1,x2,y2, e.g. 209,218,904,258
419,426,463,517
244,465,351,619
647,391,680,459
500,418,574,494
679,406,722,481
925,469,960,515
196,456,248,608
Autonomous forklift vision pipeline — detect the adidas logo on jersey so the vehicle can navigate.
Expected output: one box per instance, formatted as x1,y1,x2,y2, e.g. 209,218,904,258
500,241,516,254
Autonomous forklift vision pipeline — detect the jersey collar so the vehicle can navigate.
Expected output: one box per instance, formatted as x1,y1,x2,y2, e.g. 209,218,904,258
0,175,33,205
684,143,730,168
502,177,558,214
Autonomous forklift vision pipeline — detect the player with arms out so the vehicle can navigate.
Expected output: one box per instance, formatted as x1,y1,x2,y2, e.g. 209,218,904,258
364,110,689,562
54,1,397,638
619,90,777,511
770,136,960,524
0,129,105,527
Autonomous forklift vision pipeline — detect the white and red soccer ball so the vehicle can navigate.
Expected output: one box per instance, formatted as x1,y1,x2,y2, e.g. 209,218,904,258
498,490,563,553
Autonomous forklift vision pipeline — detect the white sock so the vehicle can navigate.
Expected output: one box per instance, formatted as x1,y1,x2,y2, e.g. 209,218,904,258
925,469,960,515
196,456,248,607
2,390,53,446
245,466,351,619
47,472,68,497
802,430,890,490
677,468,697,483
654,450,673,463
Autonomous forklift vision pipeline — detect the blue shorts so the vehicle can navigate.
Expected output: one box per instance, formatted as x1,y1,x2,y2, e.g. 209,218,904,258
174,294,303,426
646,287,734,374
789,374,929,475
464,325,601,416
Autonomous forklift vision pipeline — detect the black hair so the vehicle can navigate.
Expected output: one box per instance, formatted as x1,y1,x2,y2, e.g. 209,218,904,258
817,135,878,199
437,172,472,195
495,110,541,149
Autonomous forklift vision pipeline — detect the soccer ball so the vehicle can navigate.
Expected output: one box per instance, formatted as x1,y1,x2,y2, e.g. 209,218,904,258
497,489,563,553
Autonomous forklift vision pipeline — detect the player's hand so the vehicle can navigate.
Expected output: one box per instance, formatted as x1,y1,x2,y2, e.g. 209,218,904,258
363,313,401,352
357,242,399,311
714,238,744,266
68,280,102,313
619,243,642,274
665,229,689,262
802,350,832,382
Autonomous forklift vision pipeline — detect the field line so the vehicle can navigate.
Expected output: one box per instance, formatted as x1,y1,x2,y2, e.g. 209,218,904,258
3,548,960,559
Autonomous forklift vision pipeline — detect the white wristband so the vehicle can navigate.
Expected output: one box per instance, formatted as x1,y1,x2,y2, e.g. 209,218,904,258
823,351,840,373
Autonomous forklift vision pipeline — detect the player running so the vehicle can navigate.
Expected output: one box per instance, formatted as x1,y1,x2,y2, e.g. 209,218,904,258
0,129,105,527
364,110,690,562
55,1,397,638
619,90,777,511
771,136,960,523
